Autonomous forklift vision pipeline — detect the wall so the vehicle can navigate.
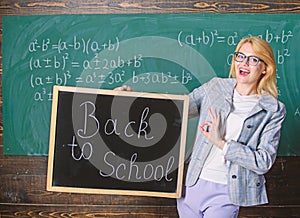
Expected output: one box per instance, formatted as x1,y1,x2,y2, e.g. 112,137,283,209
1,1,300,217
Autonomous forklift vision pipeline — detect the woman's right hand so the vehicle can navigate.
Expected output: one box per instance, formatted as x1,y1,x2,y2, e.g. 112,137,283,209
113,85,135,91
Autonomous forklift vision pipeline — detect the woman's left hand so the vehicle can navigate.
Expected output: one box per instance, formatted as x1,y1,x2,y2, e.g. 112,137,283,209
199,108,226,149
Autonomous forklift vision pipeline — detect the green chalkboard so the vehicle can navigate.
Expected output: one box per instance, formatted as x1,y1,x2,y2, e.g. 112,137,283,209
3,14,300,156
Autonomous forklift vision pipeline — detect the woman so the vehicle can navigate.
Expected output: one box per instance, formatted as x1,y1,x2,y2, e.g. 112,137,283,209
177,36,286,217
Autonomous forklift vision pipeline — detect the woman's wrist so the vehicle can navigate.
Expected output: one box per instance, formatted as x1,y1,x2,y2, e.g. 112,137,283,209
218,140,226,149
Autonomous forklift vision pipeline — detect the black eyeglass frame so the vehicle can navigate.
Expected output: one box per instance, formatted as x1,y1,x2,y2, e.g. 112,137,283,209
233,52,265,66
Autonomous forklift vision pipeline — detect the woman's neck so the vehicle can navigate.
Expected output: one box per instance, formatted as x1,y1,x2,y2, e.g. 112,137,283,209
235,84,257,96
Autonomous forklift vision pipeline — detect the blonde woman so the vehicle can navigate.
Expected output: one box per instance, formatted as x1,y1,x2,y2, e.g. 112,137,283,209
177,36,286,217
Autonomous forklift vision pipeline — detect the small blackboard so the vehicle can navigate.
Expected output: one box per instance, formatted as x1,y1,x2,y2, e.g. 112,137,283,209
47,85,189,198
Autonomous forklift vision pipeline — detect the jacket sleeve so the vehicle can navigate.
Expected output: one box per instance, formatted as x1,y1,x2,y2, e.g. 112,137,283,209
188,78,218,118
224,102,286,175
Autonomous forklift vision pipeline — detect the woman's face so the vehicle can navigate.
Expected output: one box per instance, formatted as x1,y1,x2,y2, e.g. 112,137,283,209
234,42,266,93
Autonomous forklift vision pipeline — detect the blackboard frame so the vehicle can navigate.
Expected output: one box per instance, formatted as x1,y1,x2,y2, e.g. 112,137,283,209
47,85,189,198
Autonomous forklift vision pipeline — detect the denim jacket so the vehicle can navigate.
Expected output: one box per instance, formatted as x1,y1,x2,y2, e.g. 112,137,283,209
185,77,286,206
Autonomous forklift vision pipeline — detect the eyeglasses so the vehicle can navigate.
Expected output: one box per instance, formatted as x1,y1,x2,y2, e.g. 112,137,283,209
233,52,265,66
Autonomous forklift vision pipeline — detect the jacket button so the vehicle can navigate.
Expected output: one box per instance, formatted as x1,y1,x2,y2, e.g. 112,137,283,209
232,175,237,179
246,125,252,128
257,183,261,186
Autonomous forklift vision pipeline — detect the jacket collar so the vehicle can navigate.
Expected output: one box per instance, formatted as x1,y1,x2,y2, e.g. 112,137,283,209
257,92,278,112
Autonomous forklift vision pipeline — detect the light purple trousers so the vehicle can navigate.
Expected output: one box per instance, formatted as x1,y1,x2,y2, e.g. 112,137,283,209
177,178,239,218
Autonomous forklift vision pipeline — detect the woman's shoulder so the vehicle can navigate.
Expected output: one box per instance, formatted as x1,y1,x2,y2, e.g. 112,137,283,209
260,92,286,114
206,77,236,89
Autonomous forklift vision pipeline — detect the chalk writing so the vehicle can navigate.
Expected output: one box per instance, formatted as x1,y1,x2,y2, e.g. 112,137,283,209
277,49,291,65
75,101,154,140
67,136,93,161
30,72,72,88
72,54,143,71
29,53,70,71
178,29,294,48
262,30,294,44
99,151,174,182
178,30,239,47
33,88,53,102
23,20,296,105
28,36,120,54
132,70,192,85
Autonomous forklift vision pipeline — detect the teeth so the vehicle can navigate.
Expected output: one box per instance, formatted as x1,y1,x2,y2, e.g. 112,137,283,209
240,69,249,74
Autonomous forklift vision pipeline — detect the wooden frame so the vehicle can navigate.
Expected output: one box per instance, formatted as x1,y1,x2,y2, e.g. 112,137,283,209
47,85,189,198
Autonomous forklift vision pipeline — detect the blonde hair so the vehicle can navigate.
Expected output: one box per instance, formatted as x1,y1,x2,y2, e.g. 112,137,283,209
229,36,278,98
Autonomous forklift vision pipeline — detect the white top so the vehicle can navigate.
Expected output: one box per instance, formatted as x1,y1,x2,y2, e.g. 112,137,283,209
199,90,259,184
